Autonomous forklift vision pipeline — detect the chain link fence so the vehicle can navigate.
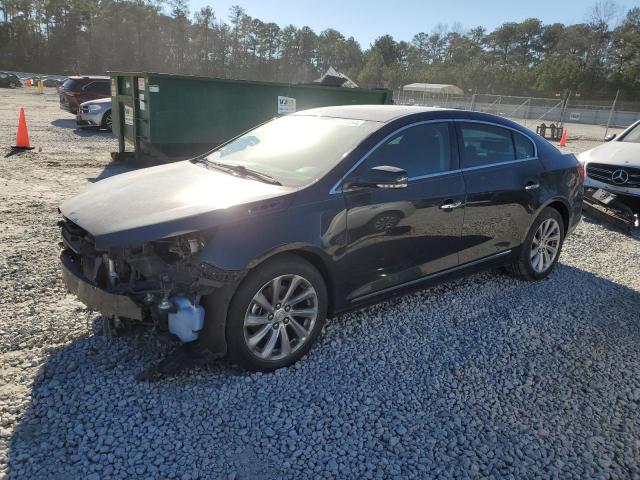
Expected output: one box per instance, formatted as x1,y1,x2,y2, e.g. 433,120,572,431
394,90,640,140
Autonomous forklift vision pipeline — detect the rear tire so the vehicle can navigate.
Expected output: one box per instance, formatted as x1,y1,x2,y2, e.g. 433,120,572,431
508,207,565,281
225,254,327,371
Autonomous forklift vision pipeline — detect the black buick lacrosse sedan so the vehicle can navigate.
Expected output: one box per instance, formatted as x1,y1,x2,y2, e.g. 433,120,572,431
59,105,583,371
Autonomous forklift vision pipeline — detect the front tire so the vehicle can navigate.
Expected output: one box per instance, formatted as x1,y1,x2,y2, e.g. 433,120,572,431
509,207,565,281
101,110,112,131
226,255,327,371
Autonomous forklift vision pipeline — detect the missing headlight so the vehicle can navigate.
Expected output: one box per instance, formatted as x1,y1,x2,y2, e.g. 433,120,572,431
153,235,204,263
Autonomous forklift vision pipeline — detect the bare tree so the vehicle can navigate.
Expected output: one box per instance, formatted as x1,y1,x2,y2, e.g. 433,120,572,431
587,0,619,28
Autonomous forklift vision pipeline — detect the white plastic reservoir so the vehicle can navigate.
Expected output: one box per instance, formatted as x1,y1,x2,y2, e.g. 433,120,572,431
168,297,205,342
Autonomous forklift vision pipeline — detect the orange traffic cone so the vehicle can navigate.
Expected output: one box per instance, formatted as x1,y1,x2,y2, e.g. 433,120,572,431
559,128,568,147
13,107,34,151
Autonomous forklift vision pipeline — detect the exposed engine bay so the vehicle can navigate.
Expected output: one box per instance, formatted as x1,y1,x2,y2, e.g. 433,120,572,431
58,216,238,342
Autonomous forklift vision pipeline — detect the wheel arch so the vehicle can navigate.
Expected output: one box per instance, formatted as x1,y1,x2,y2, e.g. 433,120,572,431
521,197,570,244
283,249,336,316
545,199,570,232
200,244,338,357
248,246,337,317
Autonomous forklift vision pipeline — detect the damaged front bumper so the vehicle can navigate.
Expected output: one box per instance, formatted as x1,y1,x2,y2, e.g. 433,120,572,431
76,105,108,127
58,216,245,343
60,249,143,319
583,187,640,231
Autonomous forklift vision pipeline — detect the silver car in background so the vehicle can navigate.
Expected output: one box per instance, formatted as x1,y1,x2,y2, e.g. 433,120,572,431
76,97,112,131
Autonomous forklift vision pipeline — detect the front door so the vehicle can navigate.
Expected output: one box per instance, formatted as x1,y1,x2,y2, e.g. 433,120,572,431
341,121,466,301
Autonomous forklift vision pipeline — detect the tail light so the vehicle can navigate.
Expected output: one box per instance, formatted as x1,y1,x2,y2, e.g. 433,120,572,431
577,163,585,184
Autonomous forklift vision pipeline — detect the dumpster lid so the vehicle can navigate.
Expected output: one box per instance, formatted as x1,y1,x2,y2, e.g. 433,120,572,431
106,71,390,94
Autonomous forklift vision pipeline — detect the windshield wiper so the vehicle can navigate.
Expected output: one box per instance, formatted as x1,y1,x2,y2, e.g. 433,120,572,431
197,159,282,186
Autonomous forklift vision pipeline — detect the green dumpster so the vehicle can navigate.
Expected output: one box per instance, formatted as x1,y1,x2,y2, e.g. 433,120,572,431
109,72,393,161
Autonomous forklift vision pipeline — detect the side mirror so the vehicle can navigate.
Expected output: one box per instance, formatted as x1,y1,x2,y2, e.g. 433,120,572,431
605,133,616,142
345,165,408,190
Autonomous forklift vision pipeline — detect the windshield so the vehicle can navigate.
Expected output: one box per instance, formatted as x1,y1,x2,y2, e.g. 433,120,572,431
621,123,640,143
205,115,381,187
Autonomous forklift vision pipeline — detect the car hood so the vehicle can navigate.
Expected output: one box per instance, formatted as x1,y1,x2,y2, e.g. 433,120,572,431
80,97,111,106
578,141,640,167
60,160,295,249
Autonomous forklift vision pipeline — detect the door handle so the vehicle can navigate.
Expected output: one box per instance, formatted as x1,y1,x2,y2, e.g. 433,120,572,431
440,200,463,210
524,183,540,191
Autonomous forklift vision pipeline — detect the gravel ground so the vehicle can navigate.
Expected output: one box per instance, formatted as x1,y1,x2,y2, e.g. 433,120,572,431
1,87,639,479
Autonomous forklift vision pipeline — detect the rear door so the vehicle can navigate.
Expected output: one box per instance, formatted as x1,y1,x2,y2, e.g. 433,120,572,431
341,121,466,300
456,121,544,264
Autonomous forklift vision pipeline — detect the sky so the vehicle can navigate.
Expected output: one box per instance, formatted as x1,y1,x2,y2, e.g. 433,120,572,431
187,0,638,47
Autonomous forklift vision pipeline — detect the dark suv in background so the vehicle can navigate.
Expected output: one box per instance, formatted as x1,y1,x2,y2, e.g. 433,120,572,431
0,72,23,88
59,76,110,114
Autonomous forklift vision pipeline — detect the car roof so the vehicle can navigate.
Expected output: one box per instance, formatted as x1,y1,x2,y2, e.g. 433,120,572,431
66,76,109,80
292,105,452,123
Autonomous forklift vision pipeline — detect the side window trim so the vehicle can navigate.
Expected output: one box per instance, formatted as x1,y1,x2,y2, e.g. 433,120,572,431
455,120,538,172
455,119,538,161
459,156,538,172
330,118,538,194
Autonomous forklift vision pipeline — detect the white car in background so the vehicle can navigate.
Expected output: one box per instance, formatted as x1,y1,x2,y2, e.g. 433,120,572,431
578,120,640,228
578,120,640,198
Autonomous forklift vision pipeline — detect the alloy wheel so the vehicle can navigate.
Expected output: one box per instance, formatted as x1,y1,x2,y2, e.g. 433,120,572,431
105,113,112,130
243,274,318,361
530,218,561,273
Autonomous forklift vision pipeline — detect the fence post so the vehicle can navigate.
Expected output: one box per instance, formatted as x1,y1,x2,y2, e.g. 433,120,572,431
604,89,620,140
558,91,570,128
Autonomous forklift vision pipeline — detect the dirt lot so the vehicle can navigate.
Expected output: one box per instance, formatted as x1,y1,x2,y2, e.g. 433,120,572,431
1,87,639,479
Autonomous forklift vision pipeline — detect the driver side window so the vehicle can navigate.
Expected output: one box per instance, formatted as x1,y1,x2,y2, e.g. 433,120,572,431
355,122,453,179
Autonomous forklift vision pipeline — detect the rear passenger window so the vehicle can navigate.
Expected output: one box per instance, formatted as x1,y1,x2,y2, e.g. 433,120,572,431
97,81,110,95
513,132,535,159
357,122,452,178
459,123,515,168
84,81,110,94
